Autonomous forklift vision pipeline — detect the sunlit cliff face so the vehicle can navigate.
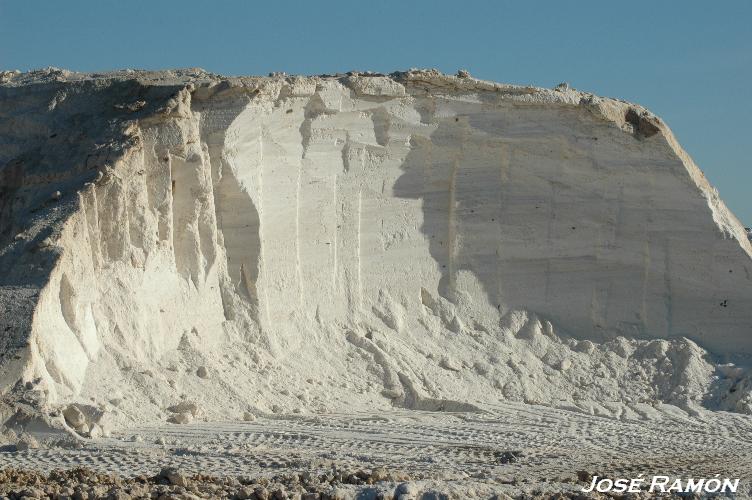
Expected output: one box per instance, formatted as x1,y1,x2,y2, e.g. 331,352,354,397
218,75,752,354
1,69,751,429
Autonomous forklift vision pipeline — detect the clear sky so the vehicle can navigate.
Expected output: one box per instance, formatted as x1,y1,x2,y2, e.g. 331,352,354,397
1,0,749,224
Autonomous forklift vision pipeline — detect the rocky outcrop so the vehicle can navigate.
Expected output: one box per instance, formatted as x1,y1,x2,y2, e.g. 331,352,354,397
1,68,751,434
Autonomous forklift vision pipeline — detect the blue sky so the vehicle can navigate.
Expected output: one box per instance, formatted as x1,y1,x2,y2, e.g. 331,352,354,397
1,0,750,223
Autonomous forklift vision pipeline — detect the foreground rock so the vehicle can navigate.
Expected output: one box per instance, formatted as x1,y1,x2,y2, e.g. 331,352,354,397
0,466,413,500
0,466,707,499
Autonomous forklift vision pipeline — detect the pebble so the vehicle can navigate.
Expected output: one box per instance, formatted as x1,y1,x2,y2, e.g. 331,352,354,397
63,405,86,428
167,412,193,425
395,481,420,497
439,356,461,372
168,401,200,416
160,467,189,487
15,434,39,451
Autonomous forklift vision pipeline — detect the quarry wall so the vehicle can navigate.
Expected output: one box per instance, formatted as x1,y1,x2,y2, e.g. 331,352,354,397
1,68,751,432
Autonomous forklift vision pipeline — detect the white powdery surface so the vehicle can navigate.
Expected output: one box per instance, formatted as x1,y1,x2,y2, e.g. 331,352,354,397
0,68,751,440
4,407,752,498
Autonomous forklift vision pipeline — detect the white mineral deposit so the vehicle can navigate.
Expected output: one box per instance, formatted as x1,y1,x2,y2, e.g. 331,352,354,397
1,68,751,498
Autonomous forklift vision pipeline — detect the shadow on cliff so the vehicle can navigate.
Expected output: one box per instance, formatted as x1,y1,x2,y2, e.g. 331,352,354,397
392,117,504,311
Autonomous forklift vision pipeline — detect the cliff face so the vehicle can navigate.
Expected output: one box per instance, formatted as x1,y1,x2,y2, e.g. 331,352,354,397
1,68,751,432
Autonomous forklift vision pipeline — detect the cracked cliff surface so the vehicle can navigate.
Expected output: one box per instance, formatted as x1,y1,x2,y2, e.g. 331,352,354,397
1,68,751,437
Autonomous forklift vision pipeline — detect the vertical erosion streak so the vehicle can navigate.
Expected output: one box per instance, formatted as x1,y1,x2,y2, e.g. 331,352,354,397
213,156,261,306
663,239,673,336
640,212,652,330
545,183,556,303
97,176,130,263
170,153,205,285
336,140,363,319
357,189,362,311
81,188,102,271
447,157,459,295
197,148,219,281
332,174,338,291
260,133,271,328
58,273,78,335
143,144,172,244
295,160,303,306
126,149,152,254
495,143,508,313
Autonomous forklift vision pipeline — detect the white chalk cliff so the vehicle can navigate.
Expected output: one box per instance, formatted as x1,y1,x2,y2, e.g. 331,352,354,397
1,68,751,434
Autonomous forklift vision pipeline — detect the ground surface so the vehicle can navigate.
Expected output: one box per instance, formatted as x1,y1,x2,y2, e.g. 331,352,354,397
2,403,751,498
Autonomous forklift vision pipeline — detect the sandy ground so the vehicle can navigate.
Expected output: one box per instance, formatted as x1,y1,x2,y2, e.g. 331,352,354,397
2,403,751,498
